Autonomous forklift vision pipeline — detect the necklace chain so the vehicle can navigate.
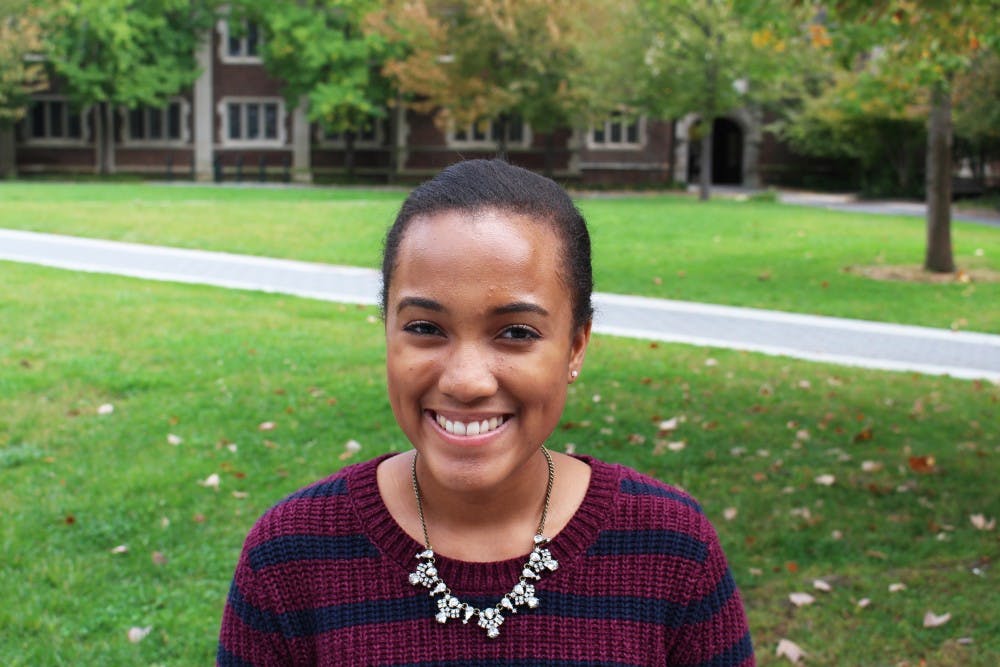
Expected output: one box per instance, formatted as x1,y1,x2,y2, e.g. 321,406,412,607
408,447,558,639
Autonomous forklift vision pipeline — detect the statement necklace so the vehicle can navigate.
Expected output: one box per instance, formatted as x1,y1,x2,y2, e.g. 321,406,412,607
408,447,559,639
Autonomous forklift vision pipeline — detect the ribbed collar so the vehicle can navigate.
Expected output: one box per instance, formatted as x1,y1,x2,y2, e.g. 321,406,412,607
349,453,619,596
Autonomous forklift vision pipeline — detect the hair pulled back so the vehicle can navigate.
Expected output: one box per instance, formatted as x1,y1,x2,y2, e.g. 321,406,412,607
381,159,594,331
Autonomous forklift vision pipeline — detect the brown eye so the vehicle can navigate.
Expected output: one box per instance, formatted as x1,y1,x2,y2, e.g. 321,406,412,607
404,321,443,337
499,325,541,341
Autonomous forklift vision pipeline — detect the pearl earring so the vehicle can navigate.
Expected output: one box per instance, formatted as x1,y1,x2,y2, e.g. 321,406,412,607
570,370,579,380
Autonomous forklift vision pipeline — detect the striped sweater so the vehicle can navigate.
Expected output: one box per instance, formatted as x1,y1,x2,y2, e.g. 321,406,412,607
218,454,754,666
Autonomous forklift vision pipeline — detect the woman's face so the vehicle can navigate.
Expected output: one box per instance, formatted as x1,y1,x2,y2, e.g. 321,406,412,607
384,208,590,493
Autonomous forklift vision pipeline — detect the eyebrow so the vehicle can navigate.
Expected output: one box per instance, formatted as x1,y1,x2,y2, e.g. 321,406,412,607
395,297,549,318
396,296,444,314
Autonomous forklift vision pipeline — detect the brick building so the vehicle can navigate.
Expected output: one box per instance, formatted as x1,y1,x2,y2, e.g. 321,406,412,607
14,20,791,189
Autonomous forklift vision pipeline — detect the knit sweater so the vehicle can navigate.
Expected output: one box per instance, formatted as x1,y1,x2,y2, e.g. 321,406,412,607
218,454,754,666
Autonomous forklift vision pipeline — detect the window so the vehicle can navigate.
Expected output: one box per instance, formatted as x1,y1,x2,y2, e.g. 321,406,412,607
122,99,190,144
316,117,385,148
21,97,88,144
448,115,530,148
218,19,262,63
218,98,286,146
589,113,645,149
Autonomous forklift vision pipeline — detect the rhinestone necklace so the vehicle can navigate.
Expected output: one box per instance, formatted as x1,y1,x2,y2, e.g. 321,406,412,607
408,447,559,639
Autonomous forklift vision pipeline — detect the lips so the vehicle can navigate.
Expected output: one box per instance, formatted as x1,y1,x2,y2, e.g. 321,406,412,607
432,411,508,436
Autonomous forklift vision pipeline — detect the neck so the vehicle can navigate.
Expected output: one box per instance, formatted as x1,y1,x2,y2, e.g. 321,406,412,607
413,449,552,561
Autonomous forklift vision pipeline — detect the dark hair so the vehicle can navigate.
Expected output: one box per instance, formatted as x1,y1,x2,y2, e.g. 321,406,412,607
381,159,594,331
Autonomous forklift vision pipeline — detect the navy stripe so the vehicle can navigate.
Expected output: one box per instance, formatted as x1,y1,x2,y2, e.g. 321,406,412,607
282,476,347,501
619,479,703,513
227,573,737,639
679,568,738,625
216,643,256,667
690,630,754,667
587,529,709,563
248,534,378,571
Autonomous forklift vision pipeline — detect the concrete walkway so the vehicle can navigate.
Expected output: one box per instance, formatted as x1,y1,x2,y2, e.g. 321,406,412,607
2,228,998,382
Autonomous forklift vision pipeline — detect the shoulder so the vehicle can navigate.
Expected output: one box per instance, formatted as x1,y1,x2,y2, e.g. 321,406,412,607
239,457,383,562
583,457,720,560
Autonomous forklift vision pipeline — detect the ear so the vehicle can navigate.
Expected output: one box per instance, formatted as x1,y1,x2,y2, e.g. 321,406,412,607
568,319,592,381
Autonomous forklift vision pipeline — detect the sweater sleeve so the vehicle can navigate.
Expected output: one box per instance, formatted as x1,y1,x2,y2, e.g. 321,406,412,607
217,528,292,667
664,520,755,666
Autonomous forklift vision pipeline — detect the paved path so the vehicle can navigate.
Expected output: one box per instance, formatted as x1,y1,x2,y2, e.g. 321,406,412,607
2,228,998,382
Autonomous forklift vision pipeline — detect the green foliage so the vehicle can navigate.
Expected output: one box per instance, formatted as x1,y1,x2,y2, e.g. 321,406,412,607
372,0,620,140
0,0,47,125
635,0,820,117
40,0,218,108
233,0,392,136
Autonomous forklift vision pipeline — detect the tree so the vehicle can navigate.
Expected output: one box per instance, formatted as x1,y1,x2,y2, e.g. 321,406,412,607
0,0,47,178
40,0,218,175
953,51,1000,190
825,0,1000,272
369,0,619,171
233,0,393,179
635,0,816,200
779,65,928,197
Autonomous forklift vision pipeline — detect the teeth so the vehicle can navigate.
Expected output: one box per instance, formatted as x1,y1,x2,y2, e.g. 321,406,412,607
435,413,506,436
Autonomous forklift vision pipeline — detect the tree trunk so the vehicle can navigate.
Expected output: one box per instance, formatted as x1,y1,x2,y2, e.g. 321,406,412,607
345,131,356,181
924,83,954,273
699,117,713,201
0,123,17,179
94,102,116,175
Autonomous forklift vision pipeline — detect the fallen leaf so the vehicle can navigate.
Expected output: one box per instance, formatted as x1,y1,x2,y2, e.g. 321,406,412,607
705,358,718,367
796,429,810,442
258,421,276,431
813,579,832,592
127,626,151,643
193,513,206,523
231,491,249,499
889,582,906,593
970,514,996,531
167,434,182,446
789,592,815,607
723,507,738,521
814,474,836,486
923,610,952,628
564,443,576,454
227,443,238,453
151,551,168,566
199,473,221,490
628,433,646,445
857,598,871,608
97,403,114,415
109,544,128,555
852,427,873,443
776,638,806,663
658,417,679,431
861,460,884,472
908,456,936,473
667,440,686,452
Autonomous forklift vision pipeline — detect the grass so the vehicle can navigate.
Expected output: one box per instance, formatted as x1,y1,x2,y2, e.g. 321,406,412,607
2,261,998,665
2,182,999,332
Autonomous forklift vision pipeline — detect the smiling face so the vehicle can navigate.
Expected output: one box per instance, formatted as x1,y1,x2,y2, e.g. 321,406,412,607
384,208,590,494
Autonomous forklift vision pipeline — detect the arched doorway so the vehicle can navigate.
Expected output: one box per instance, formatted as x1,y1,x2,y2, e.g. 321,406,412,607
712,118,743,184
684,117,745,185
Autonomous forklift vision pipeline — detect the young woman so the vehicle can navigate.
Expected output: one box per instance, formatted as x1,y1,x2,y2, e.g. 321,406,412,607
218,160,754,666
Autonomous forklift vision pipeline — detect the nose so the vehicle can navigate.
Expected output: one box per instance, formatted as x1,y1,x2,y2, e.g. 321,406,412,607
438,343,498,403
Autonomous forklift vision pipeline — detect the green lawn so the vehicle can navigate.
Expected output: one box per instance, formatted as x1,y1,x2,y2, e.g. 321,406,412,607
1,261,997,665
2,182,998,332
